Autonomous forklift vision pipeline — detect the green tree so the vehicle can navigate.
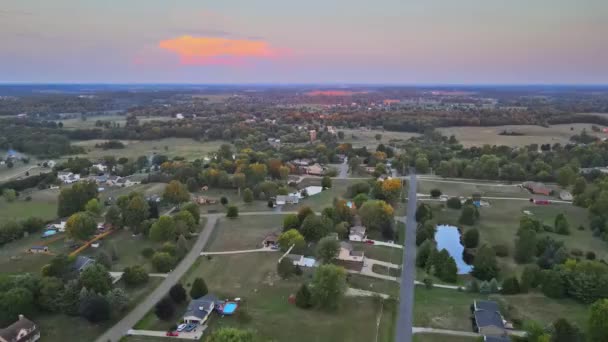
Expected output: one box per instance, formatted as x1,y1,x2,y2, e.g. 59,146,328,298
85,198,102,217
277,258,296,279
572,177,587,196
321,176,332,189
122,265,149,286
471,245,498,281
520,264,541,292
169,283,187,304
463,228,479,248
57,181,98,217
226,205,239,218
297,206,314,223
295,283,313,309
0,288,35,324
2,189,16,203
556,166,576,187
243,188,254,203
334,221,349,239
515,227,537,263
283,214,300,231
190,277,208,299
589,299,608,342
79,293,111,323
104,205,122,228
174,210,196,233
353,193,369,208
38,276,64,312
65,212,96,241
415,154,429,173
278,229,306,252
541,269,565,298
552,318,581,342
123,193,149,232
554,213,570,235
149,216,176,242
459,204,479,226
301,214,329,242
80,263,112,294
359,200,394,232
415,203,433,223
106,287,129,315
163,180,190,205
154,297,175,320
151,252,175,273
182,202,201,224
416,240,433,268
446,197,462,209
316,236,340,264
500,277,521,294
207,328,254,342
310,265,347,310
176,234,189,259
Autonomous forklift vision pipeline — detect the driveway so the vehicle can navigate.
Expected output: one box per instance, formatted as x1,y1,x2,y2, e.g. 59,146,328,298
339,157,348,179
95,216,219,342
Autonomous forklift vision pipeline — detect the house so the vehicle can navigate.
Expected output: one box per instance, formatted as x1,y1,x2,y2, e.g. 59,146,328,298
45,160,56,168
106,176,122,186
522,182,552,196
0,315,40,342
559,190,573,201
115,177,136,187
337,242,365,262
305,163,325,176
364,166,376,174
275,195,299,205
267,138,281,149
57,172,80,184
49,221,66,232
348,226,367,242
91,163,107,172
309,130,317,142
286,254,317,267
176,113,185,120
194,196,218,205
28,246,48,254
183,294,218,324
471,300,507,337
291,159,313,167
91,174,108,184
72,256,95,273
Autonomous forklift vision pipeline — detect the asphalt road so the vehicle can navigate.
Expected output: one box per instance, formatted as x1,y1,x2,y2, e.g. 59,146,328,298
95,216,219,342
396,170,417,342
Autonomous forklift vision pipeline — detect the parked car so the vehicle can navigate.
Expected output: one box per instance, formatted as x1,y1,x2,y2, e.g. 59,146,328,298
364,239,374,245
176,323,187,332
166,331,179,336
184,323,197,332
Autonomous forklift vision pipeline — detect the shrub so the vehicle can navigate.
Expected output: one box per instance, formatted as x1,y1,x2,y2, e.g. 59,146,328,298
141,247,155,259
430,189,442,198
154,297,175,320
151,252,175,273
190,277,208,299
463,228,480,248
446,197,462,209
570,248,583,257
501,277,521,295
493,244,509,257
220,197,228,205
277,258,296,279
423,278,433,289
295,284,313,309
123,265,149,286
577,225,585,231
586,251,597,260
169,283,187,304
226,205,238,218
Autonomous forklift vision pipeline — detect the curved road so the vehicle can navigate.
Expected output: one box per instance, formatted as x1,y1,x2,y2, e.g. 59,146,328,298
95,216,218,342
396,170,417,342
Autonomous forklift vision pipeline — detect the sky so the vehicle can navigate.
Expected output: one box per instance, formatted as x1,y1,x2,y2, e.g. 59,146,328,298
1,0,607,84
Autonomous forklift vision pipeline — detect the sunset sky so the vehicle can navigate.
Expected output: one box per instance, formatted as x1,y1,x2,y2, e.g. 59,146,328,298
1,0,607,84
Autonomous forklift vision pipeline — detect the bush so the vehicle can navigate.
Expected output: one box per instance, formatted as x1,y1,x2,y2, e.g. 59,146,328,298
295,284,313,309
141,247,155,259
423,278,433,289
446,197,462,209
151,252,175,273
586,251,597,260
277,258,296,279
169,283,187,304
570,248,583,257
430,189,442,198
226,205,239,218
463,228,479,248
123,265,149,286
501,277,521,295
578,225,585,231
493,244,509,257
220,196,228,205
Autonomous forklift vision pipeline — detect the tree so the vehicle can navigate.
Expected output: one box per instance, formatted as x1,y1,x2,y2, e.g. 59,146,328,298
85,198,102,217
122,265,149,286
515,228,537,263
57,181,98,217
283,214,300,231
430,189,442,198
463,228,479,248
155,297,175,320
176,234,189,259
300,214,328,242
415,203,433,223
182,202,201,224
321,176,332,189
471,245,498,281
226,205,239,218
242,188,254,203
334,221,349,239
190,277,208,299
207,328,254,342
416,240,433,268
96,250,112,269
149,216,176,242
353,193,369,208
106,288,129,315
278,229,306,252
588,299,608,342
316,236,340,264
446,197,462,209
277,258,296,279
169,283,187,304
80,263,112,294
520,264,541,292
459,204,479,226
186,177,198,192
21,217,44,234
359,200,394,232
123,194,149,232
552,318,581,342
174,210,196,233
541,269,565,298
297,206,314,223
2,189,16,203
295,283,313,309
375,133,382,141
415,154,429,173
66,212,96,241
556,166,576,187
151,252,175,273
0,288,35,325
104,205,122,228
554,214,570,235
79,293,111,323
501,277,521,294
572,177,587,196
311,265,347,310
38,276,64,312
163,180,190,205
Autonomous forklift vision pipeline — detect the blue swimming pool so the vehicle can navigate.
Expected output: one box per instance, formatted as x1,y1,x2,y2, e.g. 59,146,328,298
346,201,354,208
42,230,57,238
222,302,238,315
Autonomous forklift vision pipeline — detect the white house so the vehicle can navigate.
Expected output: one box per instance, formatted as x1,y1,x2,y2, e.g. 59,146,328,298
57,172,80,184
337,242,365,262
46,160,56,168
286,254,316,267
176,113,184,120
349,226,367,242
275,195,299,205
91,163,107,172
50,221,66,232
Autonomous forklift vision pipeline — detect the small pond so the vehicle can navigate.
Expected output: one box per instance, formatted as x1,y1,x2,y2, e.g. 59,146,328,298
435,224,472,274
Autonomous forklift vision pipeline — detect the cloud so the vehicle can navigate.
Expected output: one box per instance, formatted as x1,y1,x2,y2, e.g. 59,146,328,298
158,36,285,66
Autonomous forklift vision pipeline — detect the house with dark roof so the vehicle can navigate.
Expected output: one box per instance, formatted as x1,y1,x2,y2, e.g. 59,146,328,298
0,315,40,342
72,256,95,273
183,294,218,324
471,300,507,338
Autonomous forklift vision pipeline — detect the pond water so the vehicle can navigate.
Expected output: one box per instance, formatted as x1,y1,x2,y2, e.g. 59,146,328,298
435,225,472,274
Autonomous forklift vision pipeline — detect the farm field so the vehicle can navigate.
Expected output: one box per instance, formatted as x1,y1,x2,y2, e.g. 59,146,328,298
436,123,605,147
0,188,58,224
60,114,172,129
72,138,229,161
339,128,420,148
417,179,531,198
205,215,285,252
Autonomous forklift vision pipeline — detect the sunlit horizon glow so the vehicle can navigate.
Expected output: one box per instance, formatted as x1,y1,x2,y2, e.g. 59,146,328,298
1,0,607,84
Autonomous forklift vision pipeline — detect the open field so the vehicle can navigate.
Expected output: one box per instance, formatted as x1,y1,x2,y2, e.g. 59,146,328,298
347,273,400,297
354,243,403,265
206,215,285,252
339,128,420,148
0,188,58,224
60,114,172,129
72,138,228,161
417,179,531,198
175,252,396,342
0,231,68,274
437,123,605,147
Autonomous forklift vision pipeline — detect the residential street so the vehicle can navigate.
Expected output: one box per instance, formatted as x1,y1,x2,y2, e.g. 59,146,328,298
396,170,417,342
95,216,219,342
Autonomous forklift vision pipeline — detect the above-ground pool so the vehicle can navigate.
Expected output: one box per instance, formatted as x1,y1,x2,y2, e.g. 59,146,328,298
220,302,238,315
42,230,57,238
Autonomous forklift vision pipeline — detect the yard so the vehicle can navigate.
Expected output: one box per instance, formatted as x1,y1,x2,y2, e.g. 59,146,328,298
354,243,403,265
417,179,531,198
205,215,285,252
0,188,58,224
0,231,69,274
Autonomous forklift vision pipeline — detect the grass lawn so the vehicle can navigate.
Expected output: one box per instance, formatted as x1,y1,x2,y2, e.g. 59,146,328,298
413,334,479,342
60,114,172,129
347,274,400,297
0,189,58,224
206,215,285,252
339,128,420,148
178,252,396,342
0,232,69,274
417,179,530,198
354,243,403,265
373,264,401,277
